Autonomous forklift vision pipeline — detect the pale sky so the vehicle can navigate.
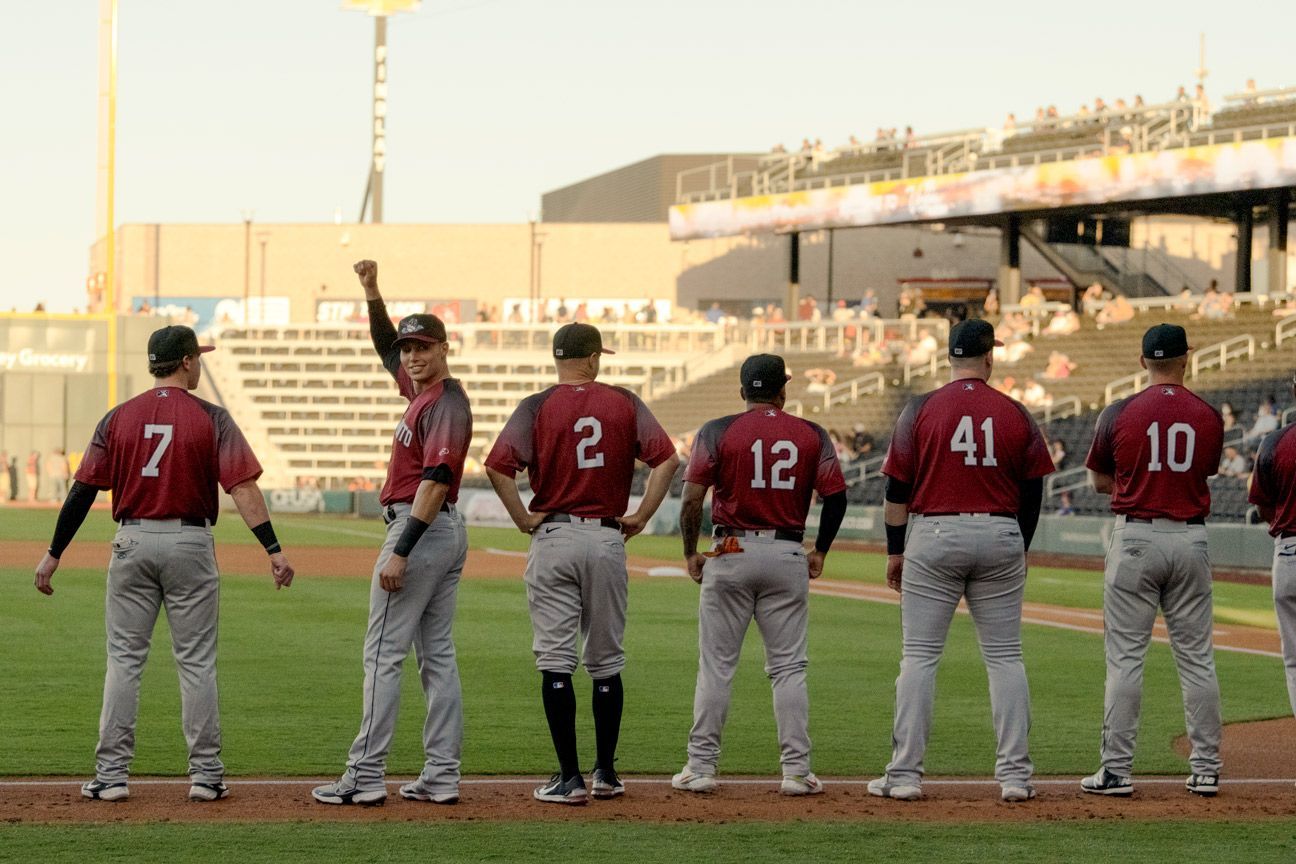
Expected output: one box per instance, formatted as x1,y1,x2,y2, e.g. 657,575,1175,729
3,0,1294,311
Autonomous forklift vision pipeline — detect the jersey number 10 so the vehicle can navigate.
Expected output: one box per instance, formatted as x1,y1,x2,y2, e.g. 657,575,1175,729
1146,421,1196,472
950,416,998,467
751,439,798,490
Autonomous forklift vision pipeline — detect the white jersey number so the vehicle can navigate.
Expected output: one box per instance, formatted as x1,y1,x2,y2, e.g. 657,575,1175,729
141,424,174,477
574,416,605,469
751,439,798,490
950,416,998,467
1146,421,1195,472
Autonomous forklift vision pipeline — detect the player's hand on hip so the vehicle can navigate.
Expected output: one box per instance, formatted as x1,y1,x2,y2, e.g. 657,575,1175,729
885,554,904,594
617,511,647,539
353,260,378,293
380,554,407,592
34,553,59,596
686,553,706,584
521,511,548,535
807,549,826,580
270,552,295,590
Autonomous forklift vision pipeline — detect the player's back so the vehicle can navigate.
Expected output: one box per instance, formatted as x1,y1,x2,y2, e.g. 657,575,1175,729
883,379,1052,515
696,406,840,532
1087,384,1223,521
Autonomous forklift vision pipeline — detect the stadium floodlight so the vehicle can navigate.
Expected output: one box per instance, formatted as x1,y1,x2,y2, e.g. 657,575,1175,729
344,0,422,224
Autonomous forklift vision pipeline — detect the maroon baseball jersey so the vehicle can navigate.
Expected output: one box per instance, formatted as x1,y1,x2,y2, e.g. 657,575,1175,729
1249,423,1296,536
485,382,674,518
685,406,846,532
1085,384,1223,521
380,378,473,506
74,387,262,523
882,378,1054,514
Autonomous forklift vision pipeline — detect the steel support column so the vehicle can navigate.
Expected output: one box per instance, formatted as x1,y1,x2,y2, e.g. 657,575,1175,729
998,216,1022,305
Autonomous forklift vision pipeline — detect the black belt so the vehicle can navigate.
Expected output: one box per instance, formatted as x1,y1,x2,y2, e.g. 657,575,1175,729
383,503,452,524
1281,530,1296,539
713,525,805,543
541,513,621,530
120,517,207,527
1124,516,1206,526
922,512,1016,520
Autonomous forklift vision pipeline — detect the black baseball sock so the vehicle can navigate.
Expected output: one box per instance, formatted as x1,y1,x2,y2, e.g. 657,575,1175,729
541,671,580,780
591,674,624,773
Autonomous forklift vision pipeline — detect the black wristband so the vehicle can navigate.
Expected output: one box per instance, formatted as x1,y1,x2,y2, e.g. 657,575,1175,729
251,520,282,555
885,522,907,556
393,516,430,557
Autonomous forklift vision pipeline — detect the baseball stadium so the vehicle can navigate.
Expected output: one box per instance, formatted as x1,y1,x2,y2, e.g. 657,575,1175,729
6,2,1296,862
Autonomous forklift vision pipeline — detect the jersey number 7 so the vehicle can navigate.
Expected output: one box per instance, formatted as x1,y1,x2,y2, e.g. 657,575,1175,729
142,424,174,477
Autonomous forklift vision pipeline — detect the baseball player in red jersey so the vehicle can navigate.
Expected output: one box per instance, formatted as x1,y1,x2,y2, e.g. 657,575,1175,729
33,325,294,803
485,322,679,805
1082,323,1224,797
871,319,1053,803
1249,374,1296,727
671,354,848,796
313,261,473,807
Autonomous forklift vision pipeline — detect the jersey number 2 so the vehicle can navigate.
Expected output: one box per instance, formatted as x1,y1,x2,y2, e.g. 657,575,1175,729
751,439,797,490
142,424,174,477
951,416,998,466
574,417,605,469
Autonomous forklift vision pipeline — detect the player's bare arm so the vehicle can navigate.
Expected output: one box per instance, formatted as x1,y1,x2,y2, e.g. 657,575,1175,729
619,453,680,539
354,259,381,301
679,481,708,584
230,480,295,590
1088,469,1114,494
485,466,548,534
378,478,450,592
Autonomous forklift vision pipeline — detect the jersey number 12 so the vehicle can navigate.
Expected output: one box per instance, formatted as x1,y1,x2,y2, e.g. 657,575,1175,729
951,416,998,467
751,439,798,490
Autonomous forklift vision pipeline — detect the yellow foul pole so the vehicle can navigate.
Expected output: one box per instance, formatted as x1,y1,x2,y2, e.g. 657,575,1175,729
106,0,119,409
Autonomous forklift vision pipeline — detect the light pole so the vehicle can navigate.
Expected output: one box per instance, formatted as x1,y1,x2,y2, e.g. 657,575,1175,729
344,1,421,223
240,210,254,325
257,231,271,324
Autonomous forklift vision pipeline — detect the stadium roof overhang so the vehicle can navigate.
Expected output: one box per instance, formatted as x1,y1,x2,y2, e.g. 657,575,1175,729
667,138,1296,240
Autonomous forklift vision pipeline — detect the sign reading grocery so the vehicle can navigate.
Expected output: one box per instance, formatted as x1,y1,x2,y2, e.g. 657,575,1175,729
0,349,91,373
668,138,1296,240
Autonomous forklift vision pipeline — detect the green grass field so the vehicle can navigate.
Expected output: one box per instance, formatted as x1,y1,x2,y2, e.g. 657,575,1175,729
3,509,1293,860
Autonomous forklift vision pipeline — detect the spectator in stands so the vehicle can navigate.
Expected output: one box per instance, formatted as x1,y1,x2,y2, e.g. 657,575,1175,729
829,429,851,464
1043,350,1078,379
1245,396,1280,443
983,288,1000,317
1019,285,1046,309
851,424,874,457
1175,85,1190,103
1133,95,1145,109
858,289,879,318
1195,83,1210,115
771,143,787,154
1095,294,1134,328
1093,97,1108,114
1081,282,1106,317
705,302,724,324
995,376,1024,402
24,450,40,502
1221,401,1238,433
1022,379,1052,409
600,306,617,324
1043,308,1080,336
1050,439,1068,470
44,449,70,502
831,299,854,323
555,298,571,323
508,304,524,324
1219,445,1249,479
574,302,589,323
1175,287,1197,312
906,331,940,366
903,126,915,148
798,295,819,322
1003,113,1017,136
804,368,837,394
1194,284,1233,320
4,452,16,502
1271,296,1296,317
1243,79,1259,105
1057,490,1075,516
0,450,9,502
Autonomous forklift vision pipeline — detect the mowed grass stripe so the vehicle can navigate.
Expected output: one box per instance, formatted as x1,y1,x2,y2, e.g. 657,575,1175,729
2,566,1288,777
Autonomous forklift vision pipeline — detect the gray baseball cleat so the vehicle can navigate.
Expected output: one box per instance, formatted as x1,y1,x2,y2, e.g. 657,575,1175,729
1080,768,1134,796
533,773,588,805
780,773,825,796
399,778,459,804
81,779,129,802
188,781,229,802
671,767,718,793
590,766,625,799
1185,773,1219,796
311,779,387,806
867,776,922,801
1001,783,1036,802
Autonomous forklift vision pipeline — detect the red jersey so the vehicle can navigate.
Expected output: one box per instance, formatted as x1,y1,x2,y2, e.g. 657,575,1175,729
485,382,675,518
1249,423,1296,536
882,378,1054,514
380,377,473,506
685,406,846,532
74,387,262,523
1085,383,1223,521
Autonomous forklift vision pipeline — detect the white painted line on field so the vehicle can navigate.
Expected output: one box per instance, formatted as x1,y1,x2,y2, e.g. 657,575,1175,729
286,523,387,540
3,777,1293,788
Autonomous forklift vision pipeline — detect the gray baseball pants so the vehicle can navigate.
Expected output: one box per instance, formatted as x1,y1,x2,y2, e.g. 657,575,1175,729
1273,536,1296,718
95,520,223,784
684,534,812,777
524,519,628,678
885,515,1033,788
340,504,468,795
1100,516,1221,776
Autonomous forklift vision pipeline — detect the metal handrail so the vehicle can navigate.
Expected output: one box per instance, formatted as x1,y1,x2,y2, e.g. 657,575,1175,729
903,354,950,385
1045,464,1090,498
842,453,885,485
821,372,885,410
1104,369,1148,404
1030,396,1082,423
1189,335,1255,378
1283,406,1296,426
1276,313,1296,347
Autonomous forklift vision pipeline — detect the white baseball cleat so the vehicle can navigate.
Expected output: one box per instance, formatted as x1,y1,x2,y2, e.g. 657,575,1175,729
399,778,459,804
188,781,229,802
867,776,922,801
780,773,825,796
671,767,718,793
81,779,129,802
1001,784,1036,802
311,779,387,806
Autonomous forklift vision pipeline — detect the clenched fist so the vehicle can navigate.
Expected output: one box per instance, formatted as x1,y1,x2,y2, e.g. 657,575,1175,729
354,260,379,297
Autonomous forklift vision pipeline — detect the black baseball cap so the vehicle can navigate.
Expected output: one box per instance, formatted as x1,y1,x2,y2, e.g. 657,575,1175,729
394,313,448,346
740,353,791,398
1142,323,1191,359
948,319,1003,358
553,322,615,359
148,325,215,363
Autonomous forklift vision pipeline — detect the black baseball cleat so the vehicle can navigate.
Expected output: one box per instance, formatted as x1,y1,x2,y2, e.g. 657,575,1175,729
1080,768,1134,796
81,779,129,802
311,780,387,806
591,766,625,799
1186,773,1219,796
533,773,588,805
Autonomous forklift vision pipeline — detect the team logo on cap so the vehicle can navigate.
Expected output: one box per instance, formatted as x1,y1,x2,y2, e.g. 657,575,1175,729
752,379,762,388
555,348,565,357
953,347,964,355
399,319,421,334
1153,349,1164,358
